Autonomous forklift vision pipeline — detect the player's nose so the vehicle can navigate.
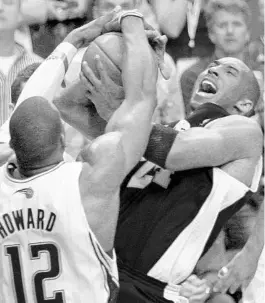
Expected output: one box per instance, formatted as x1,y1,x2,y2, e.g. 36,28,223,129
208,67,219,78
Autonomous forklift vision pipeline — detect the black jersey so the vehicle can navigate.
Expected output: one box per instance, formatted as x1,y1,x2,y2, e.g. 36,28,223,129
116,161,251,274
114,104,260,302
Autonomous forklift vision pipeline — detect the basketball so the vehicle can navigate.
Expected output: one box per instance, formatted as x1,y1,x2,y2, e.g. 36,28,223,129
82,32,124,87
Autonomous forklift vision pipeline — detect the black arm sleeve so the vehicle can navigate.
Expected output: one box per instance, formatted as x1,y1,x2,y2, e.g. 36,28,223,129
144,124,178,168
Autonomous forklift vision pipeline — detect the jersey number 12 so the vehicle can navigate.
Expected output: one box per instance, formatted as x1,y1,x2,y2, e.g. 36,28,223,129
5,242,64,303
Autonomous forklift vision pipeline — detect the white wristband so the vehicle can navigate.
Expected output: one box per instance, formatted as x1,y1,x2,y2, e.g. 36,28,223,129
118,10,144,25
47,42,77,73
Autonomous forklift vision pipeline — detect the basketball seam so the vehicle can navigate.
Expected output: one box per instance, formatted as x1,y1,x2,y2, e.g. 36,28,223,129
94,40,122,73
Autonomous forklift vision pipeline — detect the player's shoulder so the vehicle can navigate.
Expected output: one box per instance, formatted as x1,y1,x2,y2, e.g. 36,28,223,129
206,115,263,131
78,132,125,196
77,132,123,165
207,115,263,157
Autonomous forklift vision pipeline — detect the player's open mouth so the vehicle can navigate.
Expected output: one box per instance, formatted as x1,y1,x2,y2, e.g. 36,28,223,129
197,79,218,97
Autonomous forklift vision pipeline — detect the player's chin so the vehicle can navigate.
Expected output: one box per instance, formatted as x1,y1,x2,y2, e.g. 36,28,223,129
191,92,217,110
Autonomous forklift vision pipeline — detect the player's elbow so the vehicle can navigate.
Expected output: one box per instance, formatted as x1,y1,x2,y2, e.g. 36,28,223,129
246,124,263,158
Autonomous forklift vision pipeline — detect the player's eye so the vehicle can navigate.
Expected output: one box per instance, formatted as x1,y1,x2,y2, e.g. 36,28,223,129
226,67,238,77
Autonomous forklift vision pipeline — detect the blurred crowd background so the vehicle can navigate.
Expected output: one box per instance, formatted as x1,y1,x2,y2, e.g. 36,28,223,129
4,0,263,125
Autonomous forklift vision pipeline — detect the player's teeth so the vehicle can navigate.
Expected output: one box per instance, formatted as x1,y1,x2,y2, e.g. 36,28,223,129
202,80,216,92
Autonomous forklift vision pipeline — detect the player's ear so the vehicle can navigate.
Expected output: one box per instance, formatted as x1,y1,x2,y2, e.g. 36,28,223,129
235,99,253,116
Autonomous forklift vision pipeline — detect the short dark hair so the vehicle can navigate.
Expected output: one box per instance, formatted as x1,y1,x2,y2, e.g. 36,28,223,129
9,97,63,172
11,63,41,106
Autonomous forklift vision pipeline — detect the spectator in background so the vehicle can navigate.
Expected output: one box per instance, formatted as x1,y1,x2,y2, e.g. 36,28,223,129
0,60,78,166
181,0,252,115
92,0,188,39
0,62,41,166
29,0,92,58
10,62,41,110
16,0,83,52
0,0,42,126
248,0,264,130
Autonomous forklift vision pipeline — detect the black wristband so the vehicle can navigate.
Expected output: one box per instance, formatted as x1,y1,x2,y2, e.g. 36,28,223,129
144,124,178,168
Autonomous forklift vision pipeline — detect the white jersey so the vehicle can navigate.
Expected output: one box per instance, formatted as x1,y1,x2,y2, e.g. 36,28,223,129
0,161,119,303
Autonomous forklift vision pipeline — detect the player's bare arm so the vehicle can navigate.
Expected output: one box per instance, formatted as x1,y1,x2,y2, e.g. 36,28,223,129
165,116,262,168
213,201,264,294
78,12,157,252
144,115,262,184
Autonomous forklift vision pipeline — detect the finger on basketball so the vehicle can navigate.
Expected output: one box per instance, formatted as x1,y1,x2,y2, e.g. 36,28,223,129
82,62,100,88
80,71,95,93
103,21,121,33
95,55,108,82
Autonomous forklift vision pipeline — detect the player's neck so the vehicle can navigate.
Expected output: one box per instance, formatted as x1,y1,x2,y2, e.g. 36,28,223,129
0,32,16,57
214,48,245,61
15,161,63,179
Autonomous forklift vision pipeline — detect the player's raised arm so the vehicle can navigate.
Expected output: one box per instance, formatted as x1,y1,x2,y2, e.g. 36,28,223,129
104,12,158,173
77,11,157,252
79,11,158,185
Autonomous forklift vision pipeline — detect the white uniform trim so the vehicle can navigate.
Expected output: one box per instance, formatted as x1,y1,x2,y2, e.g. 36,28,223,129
148,159,262,285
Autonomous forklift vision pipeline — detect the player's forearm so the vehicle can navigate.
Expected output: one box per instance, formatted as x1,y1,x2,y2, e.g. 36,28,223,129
244,202,264,258
17,42,77,108
105,16,156,172
144,120,262,171
106,16,157,135
121,16,157,103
